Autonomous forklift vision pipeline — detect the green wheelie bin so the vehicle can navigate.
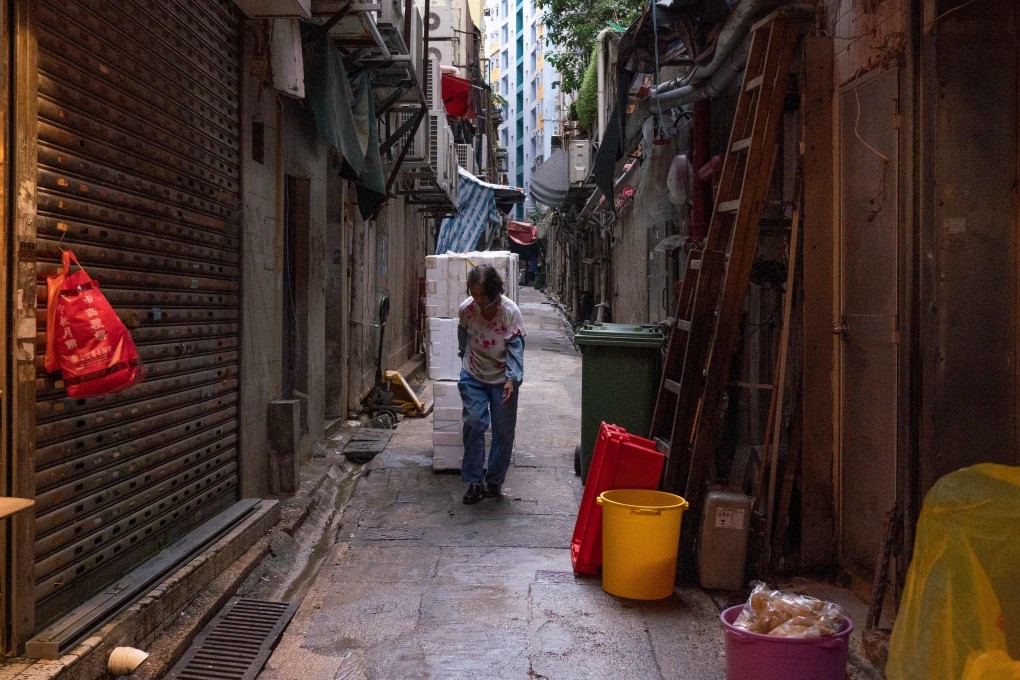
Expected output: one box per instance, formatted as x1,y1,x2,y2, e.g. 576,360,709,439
574,322,665,484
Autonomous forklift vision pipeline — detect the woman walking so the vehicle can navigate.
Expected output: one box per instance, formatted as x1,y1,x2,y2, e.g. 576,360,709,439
457,264,526,504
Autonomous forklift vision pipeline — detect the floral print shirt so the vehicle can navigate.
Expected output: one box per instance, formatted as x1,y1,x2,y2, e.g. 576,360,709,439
458,295,526,384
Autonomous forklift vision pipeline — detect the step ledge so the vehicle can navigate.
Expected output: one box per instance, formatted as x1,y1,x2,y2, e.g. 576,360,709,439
2,500,279,680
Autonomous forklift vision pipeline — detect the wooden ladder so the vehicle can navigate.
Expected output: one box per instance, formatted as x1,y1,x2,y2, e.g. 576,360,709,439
648,7,808,571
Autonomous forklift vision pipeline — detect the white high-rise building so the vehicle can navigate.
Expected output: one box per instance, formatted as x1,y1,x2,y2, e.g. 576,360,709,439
484,0,563,217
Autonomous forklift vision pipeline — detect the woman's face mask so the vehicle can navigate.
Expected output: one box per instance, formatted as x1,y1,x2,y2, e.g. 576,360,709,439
469,283,499,309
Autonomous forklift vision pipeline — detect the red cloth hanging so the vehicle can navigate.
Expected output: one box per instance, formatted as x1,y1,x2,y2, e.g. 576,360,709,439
508,220,537,245
441,73,476,119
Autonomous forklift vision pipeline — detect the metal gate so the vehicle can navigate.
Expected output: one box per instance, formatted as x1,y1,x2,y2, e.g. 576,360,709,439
31,0,242,625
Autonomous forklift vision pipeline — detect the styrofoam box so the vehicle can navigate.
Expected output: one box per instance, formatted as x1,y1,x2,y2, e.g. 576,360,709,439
433,444,464,470
433,436,492,471
433,381,461,408
434,430,492,447
425,251,520,319
434,406,461,422
427,318,461,381
434,418,461,434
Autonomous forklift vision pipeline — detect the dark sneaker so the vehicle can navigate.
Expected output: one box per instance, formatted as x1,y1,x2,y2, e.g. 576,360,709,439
482,483,501,498
463,483,484,505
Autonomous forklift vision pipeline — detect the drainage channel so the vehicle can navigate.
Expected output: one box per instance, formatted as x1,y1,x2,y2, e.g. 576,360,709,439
277,465,364,603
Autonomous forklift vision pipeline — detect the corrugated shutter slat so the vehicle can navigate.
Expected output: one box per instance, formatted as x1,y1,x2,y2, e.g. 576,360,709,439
33,0,242,626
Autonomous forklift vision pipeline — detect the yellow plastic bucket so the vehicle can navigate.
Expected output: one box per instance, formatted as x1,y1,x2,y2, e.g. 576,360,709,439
596,489,689,599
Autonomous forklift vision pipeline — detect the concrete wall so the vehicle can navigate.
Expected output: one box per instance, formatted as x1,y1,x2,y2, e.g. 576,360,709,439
324,172,349,419
280,98,329,452
346,199,427,412
239,78,331,496
611,209,650,324
924,2,1019,487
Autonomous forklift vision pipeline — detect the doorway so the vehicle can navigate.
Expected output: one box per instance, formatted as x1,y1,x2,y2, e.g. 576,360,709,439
837,69,900,575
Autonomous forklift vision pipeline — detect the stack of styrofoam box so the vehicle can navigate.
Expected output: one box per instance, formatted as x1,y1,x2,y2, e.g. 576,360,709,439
432,381,491,470
424,250,519,319
426,251,519,470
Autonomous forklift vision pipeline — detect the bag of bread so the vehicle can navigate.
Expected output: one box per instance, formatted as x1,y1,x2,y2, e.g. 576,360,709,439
733,581,846,638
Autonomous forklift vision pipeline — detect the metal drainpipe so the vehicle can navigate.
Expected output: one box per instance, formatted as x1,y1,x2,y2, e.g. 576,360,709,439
571,238,581,325
595,28,614,143
622,2,814,153
690,98,710,240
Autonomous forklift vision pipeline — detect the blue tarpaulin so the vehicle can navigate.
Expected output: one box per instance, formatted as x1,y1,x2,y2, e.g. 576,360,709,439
436,169,504,253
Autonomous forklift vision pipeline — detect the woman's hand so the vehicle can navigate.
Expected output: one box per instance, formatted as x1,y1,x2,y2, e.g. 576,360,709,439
502,380,514,403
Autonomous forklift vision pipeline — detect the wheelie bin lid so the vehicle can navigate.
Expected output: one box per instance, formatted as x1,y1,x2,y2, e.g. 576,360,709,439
574,322,664,348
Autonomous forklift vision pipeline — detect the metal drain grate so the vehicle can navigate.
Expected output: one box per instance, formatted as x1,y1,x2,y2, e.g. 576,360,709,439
164,597,298,680
343,428,394,462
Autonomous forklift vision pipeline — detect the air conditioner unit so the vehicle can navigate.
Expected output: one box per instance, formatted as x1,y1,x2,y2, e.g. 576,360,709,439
428,4,452,38
427,111,443,171
423,58,442,111
447,141,460,200
444,120,456,185
455,143,476,175
427,41,456,72
393,106,427,160
567,139,591,184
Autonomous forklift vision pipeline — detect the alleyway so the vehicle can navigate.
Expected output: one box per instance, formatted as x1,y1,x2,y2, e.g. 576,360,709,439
258,286,729,679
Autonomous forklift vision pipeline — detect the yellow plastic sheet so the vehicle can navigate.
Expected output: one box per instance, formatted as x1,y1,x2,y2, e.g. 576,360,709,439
963,651,1020,680
887,464,1020,680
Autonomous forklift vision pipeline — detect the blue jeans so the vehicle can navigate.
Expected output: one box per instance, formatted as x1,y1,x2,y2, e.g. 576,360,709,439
458,369,519,485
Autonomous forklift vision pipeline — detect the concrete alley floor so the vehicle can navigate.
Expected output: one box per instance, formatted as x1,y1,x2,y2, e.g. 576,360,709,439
257,286,881,680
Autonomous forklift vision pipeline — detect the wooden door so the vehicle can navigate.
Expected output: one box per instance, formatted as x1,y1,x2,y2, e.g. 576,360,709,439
837,69,900,574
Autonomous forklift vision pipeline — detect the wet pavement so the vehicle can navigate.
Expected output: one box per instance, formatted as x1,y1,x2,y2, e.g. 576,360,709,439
256,287,728,679
257,286,882,680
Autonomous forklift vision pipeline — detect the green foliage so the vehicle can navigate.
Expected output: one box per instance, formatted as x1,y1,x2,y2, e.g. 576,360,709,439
536,0,642,93
528,204,549,223
575,46,599,133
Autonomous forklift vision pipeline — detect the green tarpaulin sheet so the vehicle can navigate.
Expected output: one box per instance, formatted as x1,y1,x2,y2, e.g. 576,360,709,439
301,23,386,220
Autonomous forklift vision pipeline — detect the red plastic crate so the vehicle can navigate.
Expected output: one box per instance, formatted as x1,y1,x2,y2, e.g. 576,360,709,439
570,422,666,575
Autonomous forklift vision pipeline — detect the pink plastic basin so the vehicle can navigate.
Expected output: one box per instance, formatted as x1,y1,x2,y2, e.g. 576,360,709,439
720,605,854,680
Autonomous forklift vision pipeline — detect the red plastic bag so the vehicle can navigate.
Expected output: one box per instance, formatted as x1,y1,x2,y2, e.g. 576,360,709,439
45,250,144,397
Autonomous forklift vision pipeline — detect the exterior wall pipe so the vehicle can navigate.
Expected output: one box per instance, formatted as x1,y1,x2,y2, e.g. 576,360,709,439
690,98,711,240
571,1,813,237
622,3,814,154
622,37,749,159
596,28,613,143
678,0,790,89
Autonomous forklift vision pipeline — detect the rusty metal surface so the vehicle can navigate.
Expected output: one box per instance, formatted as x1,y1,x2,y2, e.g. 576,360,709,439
32,0,242,624
838,68,899,574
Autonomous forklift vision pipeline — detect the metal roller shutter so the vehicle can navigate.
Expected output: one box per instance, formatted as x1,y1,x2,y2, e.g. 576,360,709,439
32,0,242,625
